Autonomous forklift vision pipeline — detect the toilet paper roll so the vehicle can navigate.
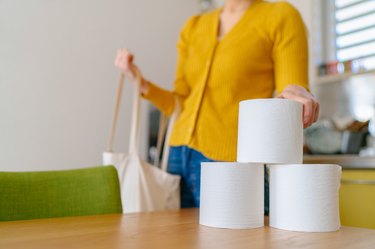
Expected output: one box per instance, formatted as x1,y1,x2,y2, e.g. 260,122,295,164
199,162,264,229
237,99,303,164
269,164,342,232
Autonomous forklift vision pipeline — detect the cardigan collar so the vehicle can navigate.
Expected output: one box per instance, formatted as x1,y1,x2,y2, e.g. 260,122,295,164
212,0,263,44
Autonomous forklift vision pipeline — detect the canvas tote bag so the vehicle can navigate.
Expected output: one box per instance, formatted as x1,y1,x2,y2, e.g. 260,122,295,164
103,71,180,213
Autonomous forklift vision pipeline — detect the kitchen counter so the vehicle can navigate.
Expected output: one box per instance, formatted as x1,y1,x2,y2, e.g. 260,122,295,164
303,155,375,169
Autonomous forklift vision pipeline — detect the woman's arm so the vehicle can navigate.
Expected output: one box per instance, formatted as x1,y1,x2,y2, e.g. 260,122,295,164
271,3,319,128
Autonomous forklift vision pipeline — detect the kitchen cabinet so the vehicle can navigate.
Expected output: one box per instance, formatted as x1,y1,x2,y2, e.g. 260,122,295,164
340,169,375,229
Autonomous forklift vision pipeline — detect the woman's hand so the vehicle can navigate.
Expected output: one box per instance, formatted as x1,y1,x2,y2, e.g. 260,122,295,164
277,84,319,128
114,48,149,94
114,48,138,78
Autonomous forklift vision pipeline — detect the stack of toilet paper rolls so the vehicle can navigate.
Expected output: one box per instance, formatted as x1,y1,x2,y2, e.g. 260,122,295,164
199,99,342,232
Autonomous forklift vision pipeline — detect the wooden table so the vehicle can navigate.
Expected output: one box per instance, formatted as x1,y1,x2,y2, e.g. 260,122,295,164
1,209,375,249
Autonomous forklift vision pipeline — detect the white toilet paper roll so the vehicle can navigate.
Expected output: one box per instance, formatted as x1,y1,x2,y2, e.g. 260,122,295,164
199,162,264,229
237,99,303,164
269,164,342,232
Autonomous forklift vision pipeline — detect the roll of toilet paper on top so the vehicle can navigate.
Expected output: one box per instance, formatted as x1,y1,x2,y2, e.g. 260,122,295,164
199,162,264,229
269,164,342,232
237,99,303,164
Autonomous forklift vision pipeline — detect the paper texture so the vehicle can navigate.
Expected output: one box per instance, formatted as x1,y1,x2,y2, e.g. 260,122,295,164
199,162,264,229
269,164,342,232
237,99,303,164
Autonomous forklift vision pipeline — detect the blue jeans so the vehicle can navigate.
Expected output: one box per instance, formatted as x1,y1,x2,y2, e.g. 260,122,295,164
167,146,269,215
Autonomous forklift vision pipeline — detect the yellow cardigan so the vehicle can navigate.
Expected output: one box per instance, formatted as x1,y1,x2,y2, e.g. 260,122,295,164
143,0,308,161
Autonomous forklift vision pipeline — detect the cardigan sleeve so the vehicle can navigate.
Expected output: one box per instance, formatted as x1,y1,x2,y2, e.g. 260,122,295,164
142,16,197,116
272,2,309,94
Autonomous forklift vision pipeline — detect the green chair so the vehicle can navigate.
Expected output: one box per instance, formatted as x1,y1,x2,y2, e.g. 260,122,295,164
0,166,122,221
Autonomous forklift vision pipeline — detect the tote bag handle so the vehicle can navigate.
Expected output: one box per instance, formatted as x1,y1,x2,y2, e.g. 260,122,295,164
106,68,142,154
128,68,142,154
107,67,179,169
155,97,180,172
154,114,167,168
106,73,125,152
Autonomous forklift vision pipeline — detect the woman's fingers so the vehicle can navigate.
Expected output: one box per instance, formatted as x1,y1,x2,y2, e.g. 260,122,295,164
311,101,319,125
303,99,314,128
277,85,320,128
314,102,320,122
114,48,135,74
114,48,146,87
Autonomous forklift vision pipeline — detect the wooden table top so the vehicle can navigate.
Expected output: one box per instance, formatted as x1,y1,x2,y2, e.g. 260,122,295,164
1,209,374,249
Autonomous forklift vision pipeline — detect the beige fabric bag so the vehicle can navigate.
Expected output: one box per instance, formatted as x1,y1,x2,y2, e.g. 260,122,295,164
103,71,180,213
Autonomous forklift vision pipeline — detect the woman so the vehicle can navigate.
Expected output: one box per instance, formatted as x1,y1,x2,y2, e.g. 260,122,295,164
115,0,319,212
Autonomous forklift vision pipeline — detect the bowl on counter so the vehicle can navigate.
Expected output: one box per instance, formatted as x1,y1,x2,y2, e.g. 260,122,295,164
304,120,342,154
305,119,368,155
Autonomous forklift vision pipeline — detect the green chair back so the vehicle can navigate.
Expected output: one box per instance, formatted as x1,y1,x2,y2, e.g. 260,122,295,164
0,166,122,221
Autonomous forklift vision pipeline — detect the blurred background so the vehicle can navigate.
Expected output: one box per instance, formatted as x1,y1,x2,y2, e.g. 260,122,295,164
1,0,375,171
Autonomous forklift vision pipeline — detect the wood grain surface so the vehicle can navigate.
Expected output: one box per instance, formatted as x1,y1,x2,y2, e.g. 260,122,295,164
0,209,374,249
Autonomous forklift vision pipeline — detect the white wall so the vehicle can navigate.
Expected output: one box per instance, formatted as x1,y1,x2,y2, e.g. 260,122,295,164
0,0,198,171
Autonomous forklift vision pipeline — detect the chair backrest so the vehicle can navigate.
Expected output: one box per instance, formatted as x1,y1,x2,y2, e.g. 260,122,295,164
0,166,122,221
